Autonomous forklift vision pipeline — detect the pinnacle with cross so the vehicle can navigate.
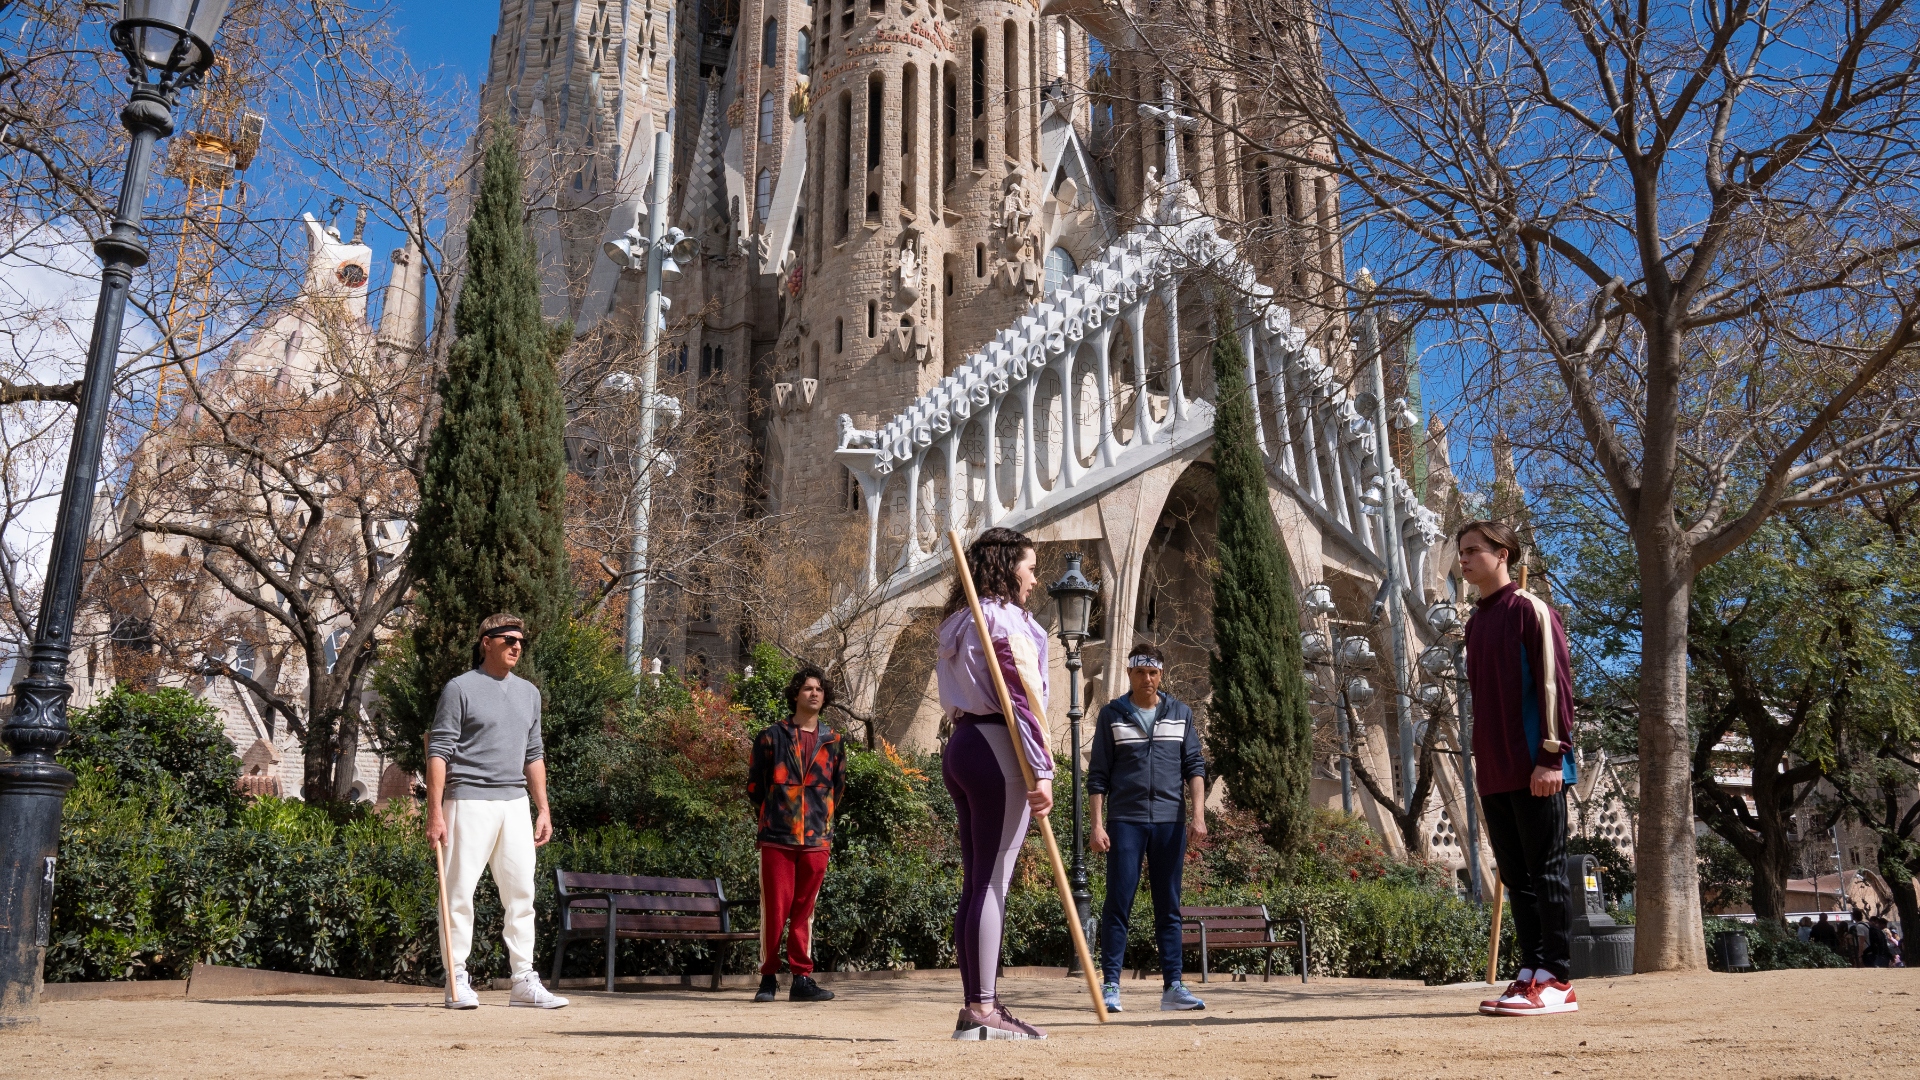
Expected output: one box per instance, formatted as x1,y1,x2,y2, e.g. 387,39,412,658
1137,81,1198,186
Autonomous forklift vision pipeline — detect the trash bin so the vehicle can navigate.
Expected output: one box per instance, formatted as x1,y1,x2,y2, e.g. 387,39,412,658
1571,924,1635,978
1713,929,1751,971
1564,855,1635,977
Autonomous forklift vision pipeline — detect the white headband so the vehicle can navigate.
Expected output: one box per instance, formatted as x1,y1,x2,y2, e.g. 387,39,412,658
1127,653,1163,670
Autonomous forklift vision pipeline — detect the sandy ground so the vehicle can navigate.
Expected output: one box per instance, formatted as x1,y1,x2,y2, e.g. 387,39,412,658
6,967,1916,1079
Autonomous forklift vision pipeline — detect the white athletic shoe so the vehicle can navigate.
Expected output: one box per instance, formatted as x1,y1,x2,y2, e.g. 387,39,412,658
445,967,479,1010
509,971,570,1009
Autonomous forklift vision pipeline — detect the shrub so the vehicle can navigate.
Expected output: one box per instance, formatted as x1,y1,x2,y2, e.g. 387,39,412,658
60,684,241,817
1702,917,1849,972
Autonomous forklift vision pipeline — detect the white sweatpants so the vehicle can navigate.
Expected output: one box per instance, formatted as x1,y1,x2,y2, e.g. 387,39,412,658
442,796,537,977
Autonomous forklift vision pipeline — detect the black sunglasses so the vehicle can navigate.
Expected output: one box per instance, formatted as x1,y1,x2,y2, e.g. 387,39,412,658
488,633,527,648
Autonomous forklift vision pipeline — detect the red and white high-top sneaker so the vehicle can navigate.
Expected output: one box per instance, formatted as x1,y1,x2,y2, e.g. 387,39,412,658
1493,977,1578,1016
1479,979,1534,1016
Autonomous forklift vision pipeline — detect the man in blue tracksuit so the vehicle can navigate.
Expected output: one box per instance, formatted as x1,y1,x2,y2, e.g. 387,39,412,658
1087,644,1209,1013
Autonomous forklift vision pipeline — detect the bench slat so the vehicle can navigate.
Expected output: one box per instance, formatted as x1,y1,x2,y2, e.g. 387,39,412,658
567,894,725,914
1182,918,1270,930
568,913,729,934
557,872,721,895
1178,905,1269,918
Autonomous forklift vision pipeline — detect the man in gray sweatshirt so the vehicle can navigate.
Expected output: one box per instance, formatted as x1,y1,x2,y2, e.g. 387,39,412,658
426,613,568,1010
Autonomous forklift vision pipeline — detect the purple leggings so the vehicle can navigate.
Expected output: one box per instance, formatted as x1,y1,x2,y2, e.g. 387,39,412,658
943,716,1032,1004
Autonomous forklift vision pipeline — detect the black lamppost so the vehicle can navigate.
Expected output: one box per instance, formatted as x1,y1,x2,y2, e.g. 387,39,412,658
1047,553,1099,972
0,0,231,1026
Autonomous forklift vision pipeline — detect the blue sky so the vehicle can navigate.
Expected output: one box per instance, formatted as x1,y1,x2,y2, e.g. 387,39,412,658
394,1,496,83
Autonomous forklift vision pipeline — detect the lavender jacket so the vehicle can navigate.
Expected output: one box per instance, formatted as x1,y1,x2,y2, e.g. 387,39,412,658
935,599,1054,781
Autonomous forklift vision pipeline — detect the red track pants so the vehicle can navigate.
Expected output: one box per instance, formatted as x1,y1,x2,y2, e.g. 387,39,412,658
758,843,828,976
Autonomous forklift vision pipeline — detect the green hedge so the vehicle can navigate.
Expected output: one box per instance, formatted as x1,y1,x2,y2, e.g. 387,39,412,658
48,683,1510,987
50,785,1512,986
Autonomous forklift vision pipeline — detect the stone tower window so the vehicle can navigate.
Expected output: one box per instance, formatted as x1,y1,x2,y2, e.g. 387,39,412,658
759,91,775,144
842,0,853,31
756,168,773,222
797,29,811,74
867,74,884,170
971,30,986,120
867,300,878,337
835,91,853,240
763,18,778,66
870,0,883,13
976,243,986,277
835,317,845,353
943,64,958,187
1004,22,1019,161
1054,20,1068,76
901,66,919,213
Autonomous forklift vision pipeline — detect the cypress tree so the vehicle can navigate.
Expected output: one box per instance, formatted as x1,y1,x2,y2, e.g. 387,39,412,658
387,130,570,767
1205,312,1315,854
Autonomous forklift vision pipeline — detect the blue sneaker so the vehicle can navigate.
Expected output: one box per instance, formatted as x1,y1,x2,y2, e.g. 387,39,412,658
1160,981,1204,1011
1102,982,1122,1013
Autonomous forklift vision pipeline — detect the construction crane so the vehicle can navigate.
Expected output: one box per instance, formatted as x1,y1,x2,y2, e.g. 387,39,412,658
155,39,266,410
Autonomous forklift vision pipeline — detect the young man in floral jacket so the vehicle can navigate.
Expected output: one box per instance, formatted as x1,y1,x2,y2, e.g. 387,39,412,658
746,666,846,1002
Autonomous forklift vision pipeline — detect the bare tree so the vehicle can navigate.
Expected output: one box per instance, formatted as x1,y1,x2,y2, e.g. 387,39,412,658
119,310,426,800
1102,0,1920,970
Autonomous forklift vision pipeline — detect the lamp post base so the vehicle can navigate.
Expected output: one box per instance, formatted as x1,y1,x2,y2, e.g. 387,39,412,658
0,757,76,1027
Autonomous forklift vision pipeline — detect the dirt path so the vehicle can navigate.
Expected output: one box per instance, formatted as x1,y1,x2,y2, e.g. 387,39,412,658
7,967,1915,1078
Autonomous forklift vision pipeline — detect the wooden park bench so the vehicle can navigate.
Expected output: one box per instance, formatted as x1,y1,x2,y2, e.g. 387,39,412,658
1135,904,1308,984
551,872,757,991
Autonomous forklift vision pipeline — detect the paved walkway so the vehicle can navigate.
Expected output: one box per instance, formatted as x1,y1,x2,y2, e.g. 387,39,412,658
8,967,1915,1078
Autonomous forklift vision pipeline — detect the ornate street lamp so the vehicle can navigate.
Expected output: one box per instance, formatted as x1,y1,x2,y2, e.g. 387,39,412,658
0,0,233,1025
1046,552,1099,972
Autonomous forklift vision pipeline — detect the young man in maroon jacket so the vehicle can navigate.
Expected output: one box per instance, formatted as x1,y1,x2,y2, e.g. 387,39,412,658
1458,520,1579,1016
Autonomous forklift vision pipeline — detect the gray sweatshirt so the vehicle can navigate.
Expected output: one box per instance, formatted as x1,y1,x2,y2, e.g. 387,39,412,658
428,668,545,800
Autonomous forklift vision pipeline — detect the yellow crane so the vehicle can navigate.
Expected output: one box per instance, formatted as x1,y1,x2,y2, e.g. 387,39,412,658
155,46,265,410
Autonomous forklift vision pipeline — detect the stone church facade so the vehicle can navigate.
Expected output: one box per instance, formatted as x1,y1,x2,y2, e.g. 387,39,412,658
474,0,1516,885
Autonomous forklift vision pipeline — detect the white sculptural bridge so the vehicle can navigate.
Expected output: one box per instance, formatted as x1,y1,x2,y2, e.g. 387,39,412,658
833,184,1443,607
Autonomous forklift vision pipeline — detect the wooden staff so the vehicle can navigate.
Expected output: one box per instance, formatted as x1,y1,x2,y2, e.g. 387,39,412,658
1484,877,1505,985
426,734,456,999
947,530,1107,1024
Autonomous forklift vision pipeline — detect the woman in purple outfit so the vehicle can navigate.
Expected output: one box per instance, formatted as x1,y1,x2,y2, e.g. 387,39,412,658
936,527,1055,1041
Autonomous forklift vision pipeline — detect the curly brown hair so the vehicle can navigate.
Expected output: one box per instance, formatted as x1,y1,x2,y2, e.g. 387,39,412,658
783,665,835,718
944,527,1037,617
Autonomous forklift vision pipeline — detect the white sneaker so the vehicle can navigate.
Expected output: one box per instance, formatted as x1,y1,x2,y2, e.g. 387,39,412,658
509,971,569,1009
445,967,479,1010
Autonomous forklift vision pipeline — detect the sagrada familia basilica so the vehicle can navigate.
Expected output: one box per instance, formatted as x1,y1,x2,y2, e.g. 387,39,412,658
458,0,1589,888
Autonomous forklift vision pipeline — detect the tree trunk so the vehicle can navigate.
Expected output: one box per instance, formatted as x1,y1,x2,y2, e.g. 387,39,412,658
1746,810,1792,928
1887,854,1920,968
1741,737,1800,929
1633,545,1709,970
301,720,334,803
300,667,335,803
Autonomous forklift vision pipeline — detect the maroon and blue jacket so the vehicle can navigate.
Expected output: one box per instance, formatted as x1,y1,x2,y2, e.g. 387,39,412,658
747,720,845,848
1463,581,1577,796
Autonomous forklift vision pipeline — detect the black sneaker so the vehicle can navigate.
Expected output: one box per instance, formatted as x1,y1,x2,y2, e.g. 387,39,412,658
788,974,834,1002
754,974,778,1002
